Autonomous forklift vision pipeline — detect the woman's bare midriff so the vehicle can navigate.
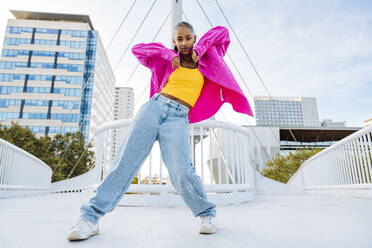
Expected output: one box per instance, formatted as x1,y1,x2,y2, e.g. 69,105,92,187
159,92,192,110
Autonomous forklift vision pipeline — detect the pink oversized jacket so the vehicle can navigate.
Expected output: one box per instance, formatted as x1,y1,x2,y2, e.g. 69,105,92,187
131,26,254,123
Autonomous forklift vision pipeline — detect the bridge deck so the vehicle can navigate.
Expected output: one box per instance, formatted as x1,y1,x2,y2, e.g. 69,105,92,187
1,192,371,248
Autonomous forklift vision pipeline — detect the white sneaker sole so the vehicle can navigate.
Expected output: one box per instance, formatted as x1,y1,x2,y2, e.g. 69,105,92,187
199,225,217,234
67,229,99,241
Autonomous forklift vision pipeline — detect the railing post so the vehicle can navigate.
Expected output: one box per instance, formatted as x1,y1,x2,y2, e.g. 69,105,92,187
47,119,261,204
95,130,104,183
301,169,306,191
160,187,168,208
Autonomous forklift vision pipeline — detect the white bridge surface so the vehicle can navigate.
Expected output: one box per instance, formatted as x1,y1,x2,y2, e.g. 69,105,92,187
0,192,371,248
1,114,372,248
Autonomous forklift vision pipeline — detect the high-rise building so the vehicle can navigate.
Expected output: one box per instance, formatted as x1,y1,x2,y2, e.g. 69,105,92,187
0,10,115,144
321,119,346,127
111,86,134,157
254,96,320,127
114,86,134,121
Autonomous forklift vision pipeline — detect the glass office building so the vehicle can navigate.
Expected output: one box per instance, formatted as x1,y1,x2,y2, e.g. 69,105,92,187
254,96,320,127
0,10,115,145
321,119,346,127
111,86,134,159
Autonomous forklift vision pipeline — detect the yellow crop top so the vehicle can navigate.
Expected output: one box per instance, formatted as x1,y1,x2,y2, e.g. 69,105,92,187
160,66,204,107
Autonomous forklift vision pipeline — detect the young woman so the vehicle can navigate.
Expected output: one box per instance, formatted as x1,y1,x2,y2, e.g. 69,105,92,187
67,22,253,241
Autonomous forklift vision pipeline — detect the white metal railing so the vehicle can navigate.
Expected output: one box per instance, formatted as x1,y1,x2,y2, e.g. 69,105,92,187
92,118,256,206
51,166,100,193
0,138,52,198
288,125,372,198
50,119,299,205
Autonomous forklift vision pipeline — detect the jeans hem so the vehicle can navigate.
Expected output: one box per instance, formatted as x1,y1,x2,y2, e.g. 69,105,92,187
81,214,99,224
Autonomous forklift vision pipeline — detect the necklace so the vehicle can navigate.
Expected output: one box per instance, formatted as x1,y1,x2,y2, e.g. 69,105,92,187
180,58,198,69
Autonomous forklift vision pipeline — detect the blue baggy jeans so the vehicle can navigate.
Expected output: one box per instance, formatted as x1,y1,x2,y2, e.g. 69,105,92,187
80,93,216,223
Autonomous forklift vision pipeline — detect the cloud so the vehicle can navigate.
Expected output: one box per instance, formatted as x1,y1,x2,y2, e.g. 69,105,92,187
0,0,370,126
190,0,372,126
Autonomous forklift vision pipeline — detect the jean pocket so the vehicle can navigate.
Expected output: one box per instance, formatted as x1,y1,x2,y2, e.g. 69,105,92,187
179,109,188,119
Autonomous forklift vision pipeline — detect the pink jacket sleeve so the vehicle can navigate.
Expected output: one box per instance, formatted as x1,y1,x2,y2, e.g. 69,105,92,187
193,26,230,58
131,42,177,69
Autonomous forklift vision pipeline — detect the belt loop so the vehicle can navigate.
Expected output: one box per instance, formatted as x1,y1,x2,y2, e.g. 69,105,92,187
153,93,160,100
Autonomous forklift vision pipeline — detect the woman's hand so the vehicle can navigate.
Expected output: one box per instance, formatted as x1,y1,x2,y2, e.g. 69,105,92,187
172,56,180,69
192,50,199,63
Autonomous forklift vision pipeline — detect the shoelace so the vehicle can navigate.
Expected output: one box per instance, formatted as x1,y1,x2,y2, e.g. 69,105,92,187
71,218,92,230
200,216,213,225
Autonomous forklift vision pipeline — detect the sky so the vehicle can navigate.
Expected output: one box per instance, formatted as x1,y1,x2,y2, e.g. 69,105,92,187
0,0,371,127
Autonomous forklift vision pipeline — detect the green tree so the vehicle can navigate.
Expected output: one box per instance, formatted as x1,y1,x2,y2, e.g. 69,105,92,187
0,122,94,182
48,132,94,182
0,122,38,154
262,148,323,183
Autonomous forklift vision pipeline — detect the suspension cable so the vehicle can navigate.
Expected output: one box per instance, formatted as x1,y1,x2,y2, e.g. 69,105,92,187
48,0,141,172
106,0,138,49
194,0,281,144
189,2,281,163
183,11,266,169
50,0,140,174
64,0,158,178
67,7,170,179
55,0,139,135
129,11,171,106
213,0,298,143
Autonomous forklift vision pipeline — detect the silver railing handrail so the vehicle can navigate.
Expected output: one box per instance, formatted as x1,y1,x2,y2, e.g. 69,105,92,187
0,138,52,198
288,124,372,193
95,119,255,186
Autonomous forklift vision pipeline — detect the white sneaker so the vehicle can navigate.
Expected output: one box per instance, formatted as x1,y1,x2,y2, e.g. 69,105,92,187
67,217,99,241
199,216,217,234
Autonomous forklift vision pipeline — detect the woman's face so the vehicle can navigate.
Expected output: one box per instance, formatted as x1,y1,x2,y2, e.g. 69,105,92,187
173,26,196,56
